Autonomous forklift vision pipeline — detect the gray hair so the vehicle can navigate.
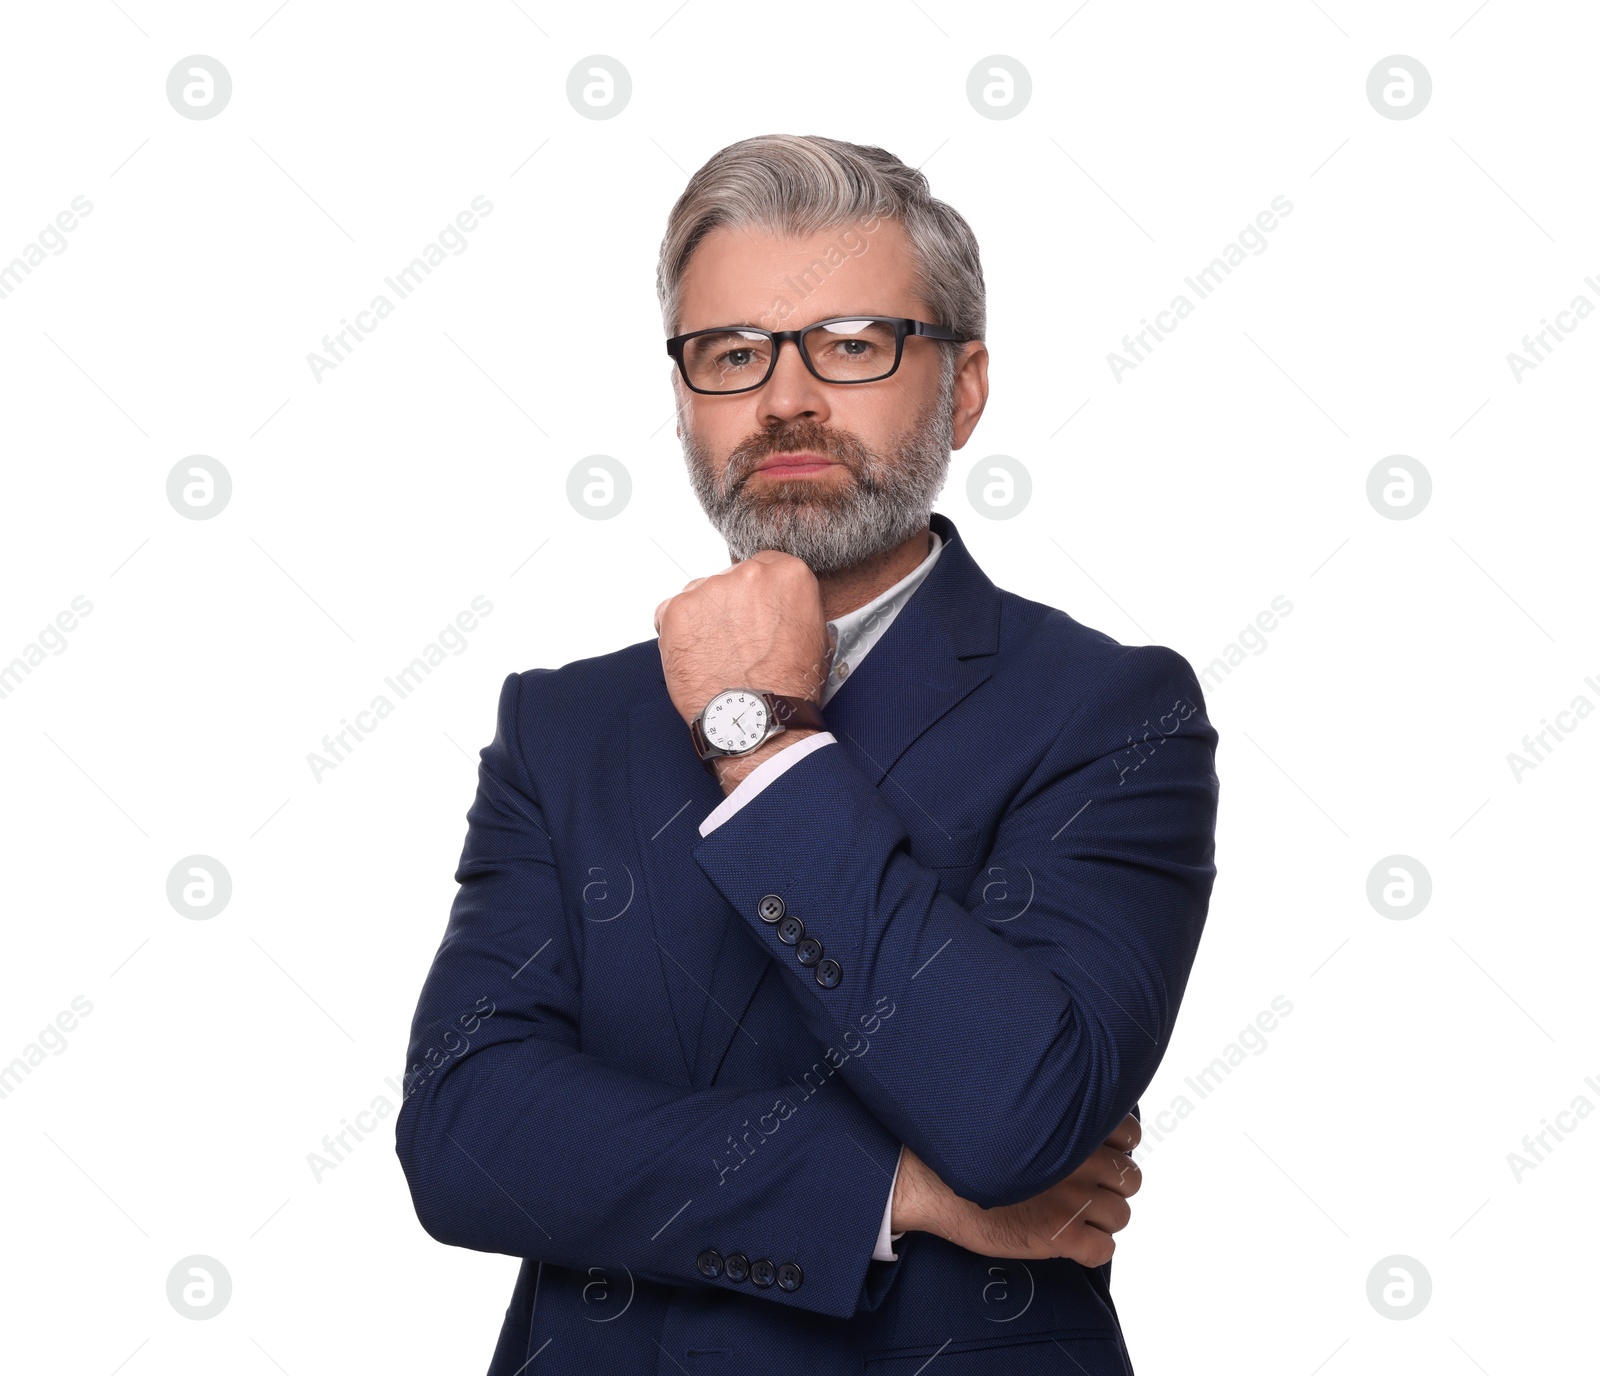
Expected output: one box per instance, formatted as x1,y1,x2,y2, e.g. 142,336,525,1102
656,134,986,353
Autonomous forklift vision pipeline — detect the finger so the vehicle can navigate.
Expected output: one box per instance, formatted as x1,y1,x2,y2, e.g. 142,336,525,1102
1072,1188,1133,1237
1096,1188,1134,1234
1078,1220,1123,1262
1104,1112,1141,1153
1061,1223,1116,1267
656,575,712,632
1080,1144,1141,1197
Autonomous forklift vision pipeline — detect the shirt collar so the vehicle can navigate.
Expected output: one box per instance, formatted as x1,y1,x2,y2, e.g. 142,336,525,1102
821,527,944,700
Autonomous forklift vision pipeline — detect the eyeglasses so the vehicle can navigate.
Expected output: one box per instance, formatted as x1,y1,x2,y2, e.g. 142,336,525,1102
666,315,969,395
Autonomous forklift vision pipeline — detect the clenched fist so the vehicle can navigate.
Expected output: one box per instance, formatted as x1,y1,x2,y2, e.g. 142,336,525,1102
654,550,835,727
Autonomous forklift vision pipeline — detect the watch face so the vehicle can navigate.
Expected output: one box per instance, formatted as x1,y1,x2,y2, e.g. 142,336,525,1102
702,690,769,754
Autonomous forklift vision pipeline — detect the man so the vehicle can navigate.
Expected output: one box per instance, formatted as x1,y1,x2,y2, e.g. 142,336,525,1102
396,134,1219,1375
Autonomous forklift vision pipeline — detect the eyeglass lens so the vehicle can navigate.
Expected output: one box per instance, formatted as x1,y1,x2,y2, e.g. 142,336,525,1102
679,318,900,391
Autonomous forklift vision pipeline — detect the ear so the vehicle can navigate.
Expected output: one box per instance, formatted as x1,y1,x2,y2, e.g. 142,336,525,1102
949,341,990,451
670,372,687,440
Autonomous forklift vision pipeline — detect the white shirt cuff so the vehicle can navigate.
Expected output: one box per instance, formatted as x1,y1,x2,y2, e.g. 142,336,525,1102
873,1145,906,1262
697,731,837,836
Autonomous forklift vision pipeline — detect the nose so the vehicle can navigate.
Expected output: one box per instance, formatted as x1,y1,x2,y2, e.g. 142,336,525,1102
758,334,831,428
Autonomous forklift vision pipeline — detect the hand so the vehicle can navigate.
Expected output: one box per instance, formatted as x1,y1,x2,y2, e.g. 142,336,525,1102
891,1114,1142,1267
653,551,833,727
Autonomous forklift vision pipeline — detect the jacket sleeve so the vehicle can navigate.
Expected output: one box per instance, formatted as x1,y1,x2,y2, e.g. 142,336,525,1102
393,671,906,1322
690,642,1220,1211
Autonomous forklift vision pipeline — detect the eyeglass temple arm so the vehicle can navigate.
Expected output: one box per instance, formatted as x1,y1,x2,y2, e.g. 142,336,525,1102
908,321,969,342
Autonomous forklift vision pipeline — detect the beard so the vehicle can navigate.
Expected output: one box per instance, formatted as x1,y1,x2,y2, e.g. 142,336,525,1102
680,366,956,577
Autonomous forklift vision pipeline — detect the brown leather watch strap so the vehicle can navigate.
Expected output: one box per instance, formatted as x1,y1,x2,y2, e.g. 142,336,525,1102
764,692,826,735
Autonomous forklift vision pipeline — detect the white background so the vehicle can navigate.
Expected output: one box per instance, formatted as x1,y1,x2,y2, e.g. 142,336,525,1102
1,2,1595,1372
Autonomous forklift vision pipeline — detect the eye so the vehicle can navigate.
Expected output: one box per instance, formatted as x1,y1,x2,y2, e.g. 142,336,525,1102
819,335,881,360
805,319,896,376
683,329,770,385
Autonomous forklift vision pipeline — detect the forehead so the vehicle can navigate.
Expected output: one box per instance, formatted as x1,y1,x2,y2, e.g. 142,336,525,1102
675,218,922,331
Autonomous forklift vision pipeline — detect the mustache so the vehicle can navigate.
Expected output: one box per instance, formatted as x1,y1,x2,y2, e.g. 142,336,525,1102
724,421,871,490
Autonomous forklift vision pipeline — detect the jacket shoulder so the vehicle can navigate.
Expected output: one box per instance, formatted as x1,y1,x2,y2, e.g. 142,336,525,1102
996,586,1205,705
502,635,663,708
478,637,664,782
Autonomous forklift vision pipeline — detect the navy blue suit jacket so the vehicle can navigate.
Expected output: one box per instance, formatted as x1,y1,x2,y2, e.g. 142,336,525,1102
395,510,1219,1375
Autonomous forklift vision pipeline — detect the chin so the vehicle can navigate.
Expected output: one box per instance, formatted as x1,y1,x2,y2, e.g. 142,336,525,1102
721,507,900,577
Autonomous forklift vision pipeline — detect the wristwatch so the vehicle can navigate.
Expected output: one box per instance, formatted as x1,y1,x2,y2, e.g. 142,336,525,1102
690,689,826,778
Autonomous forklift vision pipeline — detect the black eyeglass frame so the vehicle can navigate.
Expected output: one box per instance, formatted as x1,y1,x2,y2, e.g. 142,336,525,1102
665,315,970,395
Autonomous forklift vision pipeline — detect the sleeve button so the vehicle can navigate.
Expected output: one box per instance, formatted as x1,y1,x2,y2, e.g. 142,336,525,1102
696,1248,724,1279
777,915,805,945
724,1251,750,1282
815,958,843,989
776,1261,804,1291
757,894,786,923
795,936,823,967
750,1258,776,1288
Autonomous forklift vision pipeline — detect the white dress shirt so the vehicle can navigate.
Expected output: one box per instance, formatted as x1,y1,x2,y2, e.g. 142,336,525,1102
697,526,945,1263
